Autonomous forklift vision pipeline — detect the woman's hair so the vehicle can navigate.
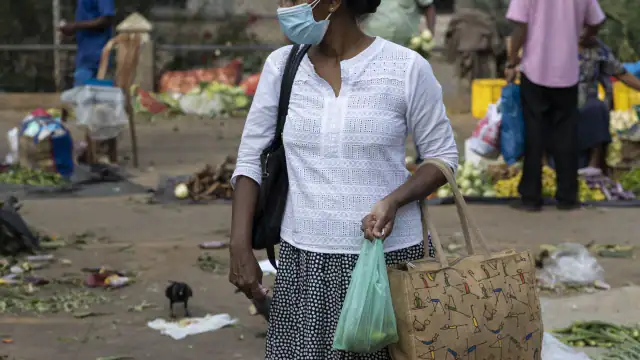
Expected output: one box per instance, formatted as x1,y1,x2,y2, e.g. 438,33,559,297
345,0,381,16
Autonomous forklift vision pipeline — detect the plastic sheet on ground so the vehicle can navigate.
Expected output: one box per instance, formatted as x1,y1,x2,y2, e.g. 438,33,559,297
149,175,230,205
537,243,605,288
259,259,278,275
426,195,640,208
147,314,238,340
0,164,149,199
542,332,591,360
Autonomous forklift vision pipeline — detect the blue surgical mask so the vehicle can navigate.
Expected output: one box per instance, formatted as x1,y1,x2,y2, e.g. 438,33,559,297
277,0,332,45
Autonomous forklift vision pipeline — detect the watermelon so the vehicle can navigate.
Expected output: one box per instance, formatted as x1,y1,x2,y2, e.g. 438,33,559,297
137,88,169,114
240,73,261,96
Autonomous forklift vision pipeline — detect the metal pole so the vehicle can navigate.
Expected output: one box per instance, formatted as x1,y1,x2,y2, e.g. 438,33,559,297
53,0,62,91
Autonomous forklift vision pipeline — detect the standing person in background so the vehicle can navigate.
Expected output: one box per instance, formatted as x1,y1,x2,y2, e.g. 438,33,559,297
361,0,436,45
504,0,605,212
59,0,115,87
361,0,437,165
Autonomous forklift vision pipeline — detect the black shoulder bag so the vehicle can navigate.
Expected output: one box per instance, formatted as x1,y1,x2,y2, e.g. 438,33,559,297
252,44,311,269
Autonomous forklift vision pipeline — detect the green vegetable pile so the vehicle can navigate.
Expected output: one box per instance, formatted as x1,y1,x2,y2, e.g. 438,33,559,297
0,287,108,314
0,166,67,186
134,82,251,118
620,169,640,196
553,320,640,349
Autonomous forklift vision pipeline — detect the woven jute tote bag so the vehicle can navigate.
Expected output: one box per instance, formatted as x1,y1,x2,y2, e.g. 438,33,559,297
388,158,543,360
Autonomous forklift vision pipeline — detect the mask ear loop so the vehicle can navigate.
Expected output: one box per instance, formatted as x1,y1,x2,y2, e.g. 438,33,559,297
311,0,334,20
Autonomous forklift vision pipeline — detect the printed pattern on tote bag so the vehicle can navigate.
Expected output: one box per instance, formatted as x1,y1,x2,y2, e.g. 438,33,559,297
407,252,542,360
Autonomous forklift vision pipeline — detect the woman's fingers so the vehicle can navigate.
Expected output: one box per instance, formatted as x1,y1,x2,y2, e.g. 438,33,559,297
363,214,395,240
361,214,376,241
373,216,393,239
251,283,268,301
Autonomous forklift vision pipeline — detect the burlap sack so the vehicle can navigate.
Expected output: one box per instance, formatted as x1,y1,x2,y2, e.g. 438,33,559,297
388,159,543,360
18,136,56,172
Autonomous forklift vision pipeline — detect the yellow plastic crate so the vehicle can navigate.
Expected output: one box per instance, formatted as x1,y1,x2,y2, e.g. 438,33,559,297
471,79,606,118
471,79,507,119
613,81,640,111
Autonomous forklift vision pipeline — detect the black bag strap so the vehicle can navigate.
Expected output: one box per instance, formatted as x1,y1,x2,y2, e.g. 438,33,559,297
274,44,311,146
264,45,310,271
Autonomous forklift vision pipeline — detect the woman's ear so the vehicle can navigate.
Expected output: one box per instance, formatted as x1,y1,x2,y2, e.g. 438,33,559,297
328,0,342,13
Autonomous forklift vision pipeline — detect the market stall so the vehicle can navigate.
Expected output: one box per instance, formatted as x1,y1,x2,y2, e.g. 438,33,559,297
132,60,258,119
419,105,640,207
0,109,149,199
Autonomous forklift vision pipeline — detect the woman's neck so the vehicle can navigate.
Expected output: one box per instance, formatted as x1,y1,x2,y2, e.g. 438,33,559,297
316,21,372,61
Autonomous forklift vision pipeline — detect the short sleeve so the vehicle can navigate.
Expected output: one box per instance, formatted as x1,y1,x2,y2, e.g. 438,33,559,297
585,0,606,26
601,46,627,77
231,52,283,187
415,0,434,8
505,0,530,24
97,0,116,17
405,54,458,171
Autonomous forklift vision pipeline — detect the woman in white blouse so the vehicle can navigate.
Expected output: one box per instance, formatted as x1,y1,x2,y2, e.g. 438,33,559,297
229,0,458,358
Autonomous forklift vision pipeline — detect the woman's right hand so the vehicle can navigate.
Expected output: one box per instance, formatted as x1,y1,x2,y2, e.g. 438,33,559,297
229,242,267,301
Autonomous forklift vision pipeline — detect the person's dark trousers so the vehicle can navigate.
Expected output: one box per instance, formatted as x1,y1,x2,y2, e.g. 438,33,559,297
518,73,579,206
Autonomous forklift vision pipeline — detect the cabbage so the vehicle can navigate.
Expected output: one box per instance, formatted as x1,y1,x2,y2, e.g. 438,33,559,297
464,188,479,196
234,95,250,109
421,41,435,53
437,188,451,198
186,86,202,96
421,30,433,42
409,36,421,50
157,93,181,110
179,93,224,116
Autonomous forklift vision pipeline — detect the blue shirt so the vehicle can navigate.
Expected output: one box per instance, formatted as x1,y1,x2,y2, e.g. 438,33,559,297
75,0,115,70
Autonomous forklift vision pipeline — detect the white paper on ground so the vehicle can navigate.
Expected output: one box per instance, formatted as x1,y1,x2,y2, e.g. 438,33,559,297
147,313,237,340
258,259,278,275
542,332,591,360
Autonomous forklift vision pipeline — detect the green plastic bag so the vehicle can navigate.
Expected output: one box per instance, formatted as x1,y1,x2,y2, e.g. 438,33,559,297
332,239,399,353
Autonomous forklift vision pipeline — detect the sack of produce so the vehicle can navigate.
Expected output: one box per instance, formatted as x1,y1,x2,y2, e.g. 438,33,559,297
17,111,74,178
500,84,525,165
468,102,501,158
61,85,129,140
333,238,398,353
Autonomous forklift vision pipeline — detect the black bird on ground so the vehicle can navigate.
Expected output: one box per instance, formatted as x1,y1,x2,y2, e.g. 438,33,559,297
165,281,193,318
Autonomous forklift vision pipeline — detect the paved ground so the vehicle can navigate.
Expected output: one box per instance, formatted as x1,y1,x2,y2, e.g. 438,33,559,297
0,84,638,360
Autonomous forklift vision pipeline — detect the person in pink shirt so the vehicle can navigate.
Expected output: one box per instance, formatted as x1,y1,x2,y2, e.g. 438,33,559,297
504,0,605,211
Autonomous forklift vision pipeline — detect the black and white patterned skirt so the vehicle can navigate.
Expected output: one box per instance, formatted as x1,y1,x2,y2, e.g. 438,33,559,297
265,237,434,360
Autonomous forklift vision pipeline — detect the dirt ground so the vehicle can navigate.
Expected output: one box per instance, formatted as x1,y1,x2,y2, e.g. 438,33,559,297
0,93,638,360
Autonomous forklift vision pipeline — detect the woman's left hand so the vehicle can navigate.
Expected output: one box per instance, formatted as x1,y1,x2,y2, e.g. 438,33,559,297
361,198,398,241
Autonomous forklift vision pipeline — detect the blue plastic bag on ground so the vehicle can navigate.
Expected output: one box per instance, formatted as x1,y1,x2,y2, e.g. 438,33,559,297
500,84,525,165
19,112,74,178
333,239,398,353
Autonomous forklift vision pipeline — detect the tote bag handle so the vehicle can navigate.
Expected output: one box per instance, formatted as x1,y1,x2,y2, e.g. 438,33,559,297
417,158,490,268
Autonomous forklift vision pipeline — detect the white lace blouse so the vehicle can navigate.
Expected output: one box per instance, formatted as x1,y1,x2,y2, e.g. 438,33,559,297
232,37,458,254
